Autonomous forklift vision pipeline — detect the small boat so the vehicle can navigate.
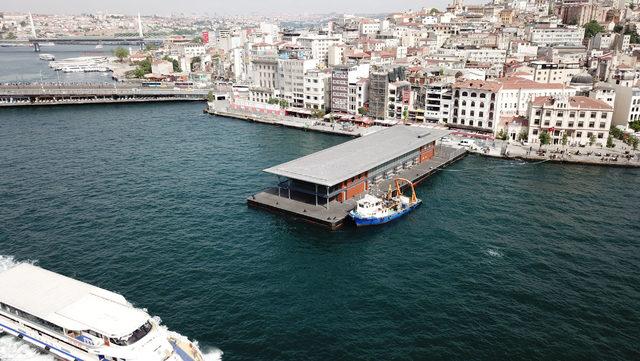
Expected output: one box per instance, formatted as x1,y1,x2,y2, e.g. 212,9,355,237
349,178,422,226
95,44,104,49
38,53,55,61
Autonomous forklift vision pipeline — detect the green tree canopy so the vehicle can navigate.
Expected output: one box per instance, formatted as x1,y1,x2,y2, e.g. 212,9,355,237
539,131,551,145
583,20,604,39
113,47,129,62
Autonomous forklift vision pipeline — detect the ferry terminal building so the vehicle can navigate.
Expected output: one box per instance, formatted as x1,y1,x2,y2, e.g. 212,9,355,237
263,126,451,207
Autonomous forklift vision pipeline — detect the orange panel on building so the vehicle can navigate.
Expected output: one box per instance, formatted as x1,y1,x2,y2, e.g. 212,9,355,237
337,172,368,202
419,142,436,163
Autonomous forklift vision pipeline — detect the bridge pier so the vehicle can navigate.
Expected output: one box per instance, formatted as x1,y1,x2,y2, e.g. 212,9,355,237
33,42,40,52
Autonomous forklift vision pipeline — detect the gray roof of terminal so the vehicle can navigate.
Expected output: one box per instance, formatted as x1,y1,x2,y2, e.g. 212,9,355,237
264,125,451,186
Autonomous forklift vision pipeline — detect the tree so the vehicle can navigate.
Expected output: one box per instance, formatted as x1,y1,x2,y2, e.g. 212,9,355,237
496,129,508,140
132,57,152,78
539,131,551,146
144,44,158,51
113,47,129,62
192,36,203,44
402,109,409,122
606,135,615,148
562,132,568,146
610,126,625,140
517,129,528,142
624,29,640,44
163,55,181,72
19,20,27,27
357,107,367,116
589,134,597,146
613,24,624,33
207,91,214,102
429,8,439,15
278,99,289,108
312,109,325,118
267,98,279,105
629,135,639,150
190,56,202,72
630,120,640,132
583,20,604,39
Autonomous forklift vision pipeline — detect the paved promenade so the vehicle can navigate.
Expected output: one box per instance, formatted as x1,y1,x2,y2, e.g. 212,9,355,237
467,138,640,167
206,101,384,137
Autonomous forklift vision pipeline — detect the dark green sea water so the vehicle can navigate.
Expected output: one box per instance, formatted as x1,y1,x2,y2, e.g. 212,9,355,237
1,95,640,359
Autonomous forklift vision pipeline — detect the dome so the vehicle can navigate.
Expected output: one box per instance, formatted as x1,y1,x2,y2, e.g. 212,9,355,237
570,72,594,85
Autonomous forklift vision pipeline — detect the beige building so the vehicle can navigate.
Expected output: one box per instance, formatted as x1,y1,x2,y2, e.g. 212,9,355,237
528,95,613,146
530,61,582,84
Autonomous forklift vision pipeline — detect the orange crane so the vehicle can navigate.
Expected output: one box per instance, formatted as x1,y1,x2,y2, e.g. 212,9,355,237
386,177,418,204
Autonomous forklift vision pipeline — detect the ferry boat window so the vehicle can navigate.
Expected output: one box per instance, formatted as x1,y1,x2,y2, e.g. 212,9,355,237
0,302,63,334
110,321,152,346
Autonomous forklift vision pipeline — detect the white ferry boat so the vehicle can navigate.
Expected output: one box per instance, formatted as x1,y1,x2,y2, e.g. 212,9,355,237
0,263,206,361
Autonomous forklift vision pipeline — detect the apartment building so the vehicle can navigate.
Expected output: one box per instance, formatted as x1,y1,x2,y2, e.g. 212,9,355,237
451,77,577,135
527,25,584,47
278,58,319,108
251,57,278,89
611,84,640,129
297,34,342,63
528,95,613,146
330,64,370,114
387,81,412,119
423,82,453,123
530,61,582,84
303,70,331,111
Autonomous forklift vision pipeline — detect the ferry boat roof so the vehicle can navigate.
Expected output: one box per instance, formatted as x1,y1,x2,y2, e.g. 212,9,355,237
0,264,149,338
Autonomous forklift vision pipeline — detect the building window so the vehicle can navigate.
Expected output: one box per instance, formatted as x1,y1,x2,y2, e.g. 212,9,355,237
579,112,585,118
578,121,584,127
569,112,575,118
599,122,606,128
601,113,608,119
590,112,596,118
589,122,595,128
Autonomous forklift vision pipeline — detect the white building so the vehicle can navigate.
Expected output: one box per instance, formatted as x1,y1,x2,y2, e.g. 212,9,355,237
530,61,582,84
452,77,577,135
612,84,640,129
304,70,331,111
528,95,613,146
278,58,319,107
424,82,453,123
527,25,585,47
297,34,342,63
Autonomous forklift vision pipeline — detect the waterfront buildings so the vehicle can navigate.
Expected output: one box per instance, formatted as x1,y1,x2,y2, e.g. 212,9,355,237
527,95,613,146
452,77,577,135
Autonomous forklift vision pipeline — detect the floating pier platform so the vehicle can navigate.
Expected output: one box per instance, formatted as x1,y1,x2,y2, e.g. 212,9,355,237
248,126,467,230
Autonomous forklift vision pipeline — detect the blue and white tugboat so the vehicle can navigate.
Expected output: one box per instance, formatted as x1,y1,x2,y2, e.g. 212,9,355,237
349,178,422,226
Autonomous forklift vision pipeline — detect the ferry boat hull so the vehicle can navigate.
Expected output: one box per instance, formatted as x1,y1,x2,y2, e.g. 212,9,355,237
350,200,421,226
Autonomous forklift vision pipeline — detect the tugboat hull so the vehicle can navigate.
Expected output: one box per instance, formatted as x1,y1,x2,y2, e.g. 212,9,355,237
350,200,421,226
